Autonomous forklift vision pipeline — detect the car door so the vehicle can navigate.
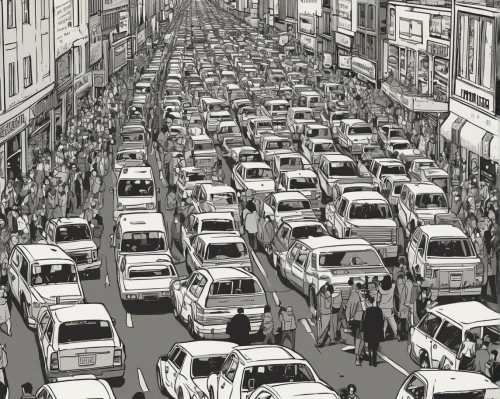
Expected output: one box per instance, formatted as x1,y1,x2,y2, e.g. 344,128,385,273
18,255,30,308
407,228,421,272
271,223,289,254
114,226,122,264
171,348,188,395
283,242,300,279
181,273,202,320
411,312,442,368
164,346,182,394
40,317,55,368
233,164,244,190
317,159,329,192
398,375,427,399
333,198,348,237
398,186,410,228
431,320,462,370
412,233,427,277
8,248,21,301
290,244,309,288
218,354,238,399
182,215,197,253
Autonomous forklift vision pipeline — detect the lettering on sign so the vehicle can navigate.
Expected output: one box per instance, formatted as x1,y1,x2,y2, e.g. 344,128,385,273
336,32,351,47
461,89,490,111
74,73,91,93
338,0,352,30
0,114,25,140
55,0,80,58
351,57,376,80
103,0,128,10
427,41,448,58
89,14,102,65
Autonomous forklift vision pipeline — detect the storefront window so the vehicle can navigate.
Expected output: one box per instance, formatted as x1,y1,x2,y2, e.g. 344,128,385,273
367,35,375,59
7,133,22,181
388,44,399,79
418,53,429,95
468,18,479,83
430,15,451,40
367,5,375,30
407,49,416,88
358,3,365,28
479,19,492,89
433,58,449,102
457,14,467,79
28,124,50,170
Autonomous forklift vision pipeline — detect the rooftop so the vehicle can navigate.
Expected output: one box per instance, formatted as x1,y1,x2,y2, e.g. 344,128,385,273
236,345,302,362
177,341,237,357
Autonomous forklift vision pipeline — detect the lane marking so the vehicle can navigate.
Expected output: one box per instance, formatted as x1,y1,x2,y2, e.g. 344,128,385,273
138,368,150,392
341,345,355,351
377,352,409,376
105,274,110,287
126,312,133,328
307,318,315,327
272,292,280,307
251,251,270,286
300,318,316,341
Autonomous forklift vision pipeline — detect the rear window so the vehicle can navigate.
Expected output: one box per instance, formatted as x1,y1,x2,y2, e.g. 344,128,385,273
201,219,235,232
128,266,174,278
289,177,317,190
277,200,311,212
241,363,314,390
58,320,113,343
192,356,227,378
211,192,237,205
209,279,263,295
207,242,247,259
291,225,326,239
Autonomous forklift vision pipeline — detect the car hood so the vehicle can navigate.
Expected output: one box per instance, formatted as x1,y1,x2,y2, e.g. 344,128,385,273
294,119,316,124
33,284,83,304
388,138,410,145
194,149,217,157
416,209,450,219
55,241,96,252
350,135,372,143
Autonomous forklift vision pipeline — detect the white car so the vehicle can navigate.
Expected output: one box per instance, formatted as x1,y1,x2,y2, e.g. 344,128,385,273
36,376,117,399
248,382,339,399
37,303,125,382
170,268,267,339
231,162,275,194
157,341,237,399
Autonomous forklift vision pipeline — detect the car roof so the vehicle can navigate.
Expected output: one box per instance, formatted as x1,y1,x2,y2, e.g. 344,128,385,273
298,236,371,250
194,212,234,221
430,302,500,327
181,166,205,174
201,184,235,194
240,161,271,169
117,213,165,231
46,379,112,399
118,166,153,179
290,107,313,112
249,116,273,122
177,340,238,357
321,154,353,162
265,382,336,399
375,158,404,165
235,345,303,362
271,192,309,201
266,99,289,105
342,118,367,125
199,267,254,280
50,303,111,323
123,254,174,266
416,370,498,392
48,217,89,226
199,233,245,244
301,91,321,96
208,110,231,116
283,169,317,178
341,191,387,202
284,220,324,228
306,124,329,129
403,182,444,194
17,244,73,263
419,224,467,238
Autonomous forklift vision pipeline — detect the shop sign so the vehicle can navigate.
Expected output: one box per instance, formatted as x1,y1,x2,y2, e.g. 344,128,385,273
299,14,315,35
0,111,27,142
335,32,351,47
323,53,332,68
138,29,146,47
455,79,494,114
298,1,321,22
146,38,153,47
427,41,448,58
30,92,58,120
103,0,128,11
89,14,102,65
93,70,107,87
482,132,493,160
451,117,466,146
54,0,81,58
114,43,127,72
300,34,315,50
338,54,351,69
74,72,92,93
351,56,376,80
338,0,352,31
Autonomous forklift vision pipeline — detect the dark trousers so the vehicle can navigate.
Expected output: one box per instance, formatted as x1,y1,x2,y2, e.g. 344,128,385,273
248,233,257,250
280,329,296,349
351,320,361,345
482,275,497,303
399,319,407,337
368,341,379,366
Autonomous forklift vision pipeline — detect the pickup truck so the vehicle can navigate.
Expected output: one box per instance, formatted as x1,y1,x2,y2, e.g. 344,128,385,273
367,158,407,188
301,138,338,168
190,184,240,226
231,162,275,195
258,134,294,163
325,191,398,259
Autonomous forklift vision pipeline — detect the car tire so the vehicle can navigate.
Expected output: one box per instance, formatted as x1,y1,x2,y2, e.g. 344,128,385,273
22,299,29,324
419,352,430,368
157,367,167,395
172,296,180,319
186,253,194,275
209,388,215,399
188,317,196,338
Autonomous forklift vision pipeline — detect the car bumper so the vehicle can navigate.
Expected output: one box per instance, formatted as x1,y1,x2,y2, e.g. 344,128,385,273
76,260,102,271
374,244,398,258
194,321,261,339
47,365,125,382
114,209,155,221
121,291,171,301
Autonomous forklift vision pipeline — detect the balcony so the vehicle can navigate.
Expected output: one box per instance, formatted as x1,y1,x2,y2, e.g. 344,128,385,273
381,79,449,112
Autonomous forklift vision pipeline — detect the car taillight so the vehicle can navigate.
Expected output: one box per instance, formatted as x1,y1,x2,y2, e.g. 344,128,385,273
114,349,122,365
117,203,124,211
92,250,98,261
476,263,484,276
391,228,397,244
50,352,59,370
425,264,432,278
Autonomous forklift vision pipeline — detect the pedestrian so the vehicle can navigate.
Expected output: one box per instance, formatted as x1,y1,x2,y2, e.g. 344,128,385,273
227,307,251,346
395,273,409,339
316,283,332,347
330,285,343,342
363,295,384,367
20,382,36,399
392,256,407,283
347,384,359,399
260,305,275,344
244,202,259,251
474,336,491,375
346,283,364,362
0,345,7,385
486,350,500,382
451,184,464,219
457,331,476,370
257,215,274,253
278,306,296,349
338,389,349,399
132,393,145,399
377,275,400,341
0,283,10,337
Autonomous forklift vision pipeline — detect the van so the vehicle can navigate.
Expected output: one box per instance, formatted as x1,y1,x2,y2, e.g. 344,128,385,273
408,302,499,369
297,91,326,118
110,166,159,221
338,119,374,155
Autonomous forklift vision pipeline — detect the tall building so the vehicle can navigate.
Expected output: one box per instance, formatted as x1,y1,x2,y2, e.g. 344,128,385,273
0,0,56,191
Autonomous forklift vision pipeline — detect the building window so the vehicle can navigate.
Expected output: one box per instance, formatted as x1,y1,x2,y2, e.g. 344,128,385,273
41,0,48,19
479,19,493,89
23,56,32,87
366,35,375,59
355,32,365,55
399,18,423,42
42,33,50,77
367,5,375,30
74,46,82,75
322,0,330,9
21,0,30,24
8,62,17,97
322,11,330,35
389,8,395,36
430,15,450,40
7,0,15,28
358,3,365,28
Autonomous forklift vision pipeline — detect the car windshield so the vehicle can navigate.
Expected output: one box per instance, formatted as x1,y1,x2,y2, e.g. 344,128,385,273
427,238,474,257
201,219,235,232
117,152,144,161
380,165,406,176
226,139,244,147
118,179,154,196
136,86,151,93
246,168,272,179
364,147,384,158
289,177,317,189
221,126,240,133
209,278,262,295
392,143,410,151
267,140,292,150
206,242,247,259
349,126,372,134
434,391,495,399
349,202,392,219
241,154,261,162
211,192,237,205
277,200,311,212
307,129,328,137
273,104,288,112
121,232,166,252
194,142,214,151
415,193,448,209
31,264,77,285
314,143,335,152
128,266,174,278
389,129,405,138
295,112,313,120
256,122,273,129
329,161,357,176
242,363,314,390
122,133,145,142
318,249,383,268
209,104,229,112
186,172,207,182
58,320,113,344
292,225,326,239
56,224,91,242
192,356,227,378
393,183,404,194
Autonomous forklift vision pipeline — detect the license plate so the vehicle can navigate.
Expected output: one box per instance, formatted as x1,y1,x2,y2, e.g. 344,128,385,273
450,274,462,281
79,354,96,366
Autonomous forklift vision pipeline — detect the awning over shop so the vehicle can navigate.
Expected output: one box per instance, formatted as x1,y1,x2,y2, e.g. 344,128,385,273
440,112,459,141
461,121,486,156
382,82,449,113
490,135,500,163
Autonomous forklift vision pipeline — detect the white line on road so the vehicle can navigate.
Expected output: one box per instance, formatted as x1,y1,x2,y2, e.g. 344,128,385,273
251,251,270,286
300,318,316,341
341,345,355,351
138,368,150,392
105,274,110,286
126,312,133,328
378,352,409,376
272,292,281,306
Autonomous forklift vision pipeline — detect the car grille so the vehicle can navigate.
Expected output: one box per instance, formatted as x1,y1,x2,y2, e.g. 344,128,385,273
350,228,393,245
195,158,214,167
71,253,90,265
124,204,147,210
201,312,264,326
143,294,159,301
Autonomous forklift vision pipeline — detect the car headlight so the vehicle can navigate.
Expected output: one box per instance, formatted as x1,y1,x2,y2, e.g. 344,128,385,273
162,291,169,296
92,250,97,260
126,294,138,299
117,203,124,211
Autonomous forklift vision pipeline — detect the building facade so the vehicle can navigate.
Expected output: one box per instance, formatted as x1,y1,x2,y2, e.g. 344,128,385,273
0,0,55,191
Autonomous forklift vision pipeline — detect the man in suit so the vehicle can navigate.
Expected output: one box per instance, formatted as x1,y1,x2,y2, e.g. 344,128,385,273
363,296,384,367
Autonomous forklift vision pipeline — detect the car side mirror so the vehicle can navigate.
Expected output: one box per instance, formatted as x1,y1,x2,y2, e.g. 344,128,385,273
248,379,255,390
111,318,117,326
109,187,114,193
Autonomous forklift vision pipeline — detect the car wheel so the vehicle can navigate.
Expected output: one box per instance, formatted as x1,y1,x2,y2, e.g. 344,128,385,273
209,388,215,399
419,353,430,368
186,254,193,274
22,299,29,323
178,390,184,399
187,317,196,338
172,296,180,319
157,367,167,395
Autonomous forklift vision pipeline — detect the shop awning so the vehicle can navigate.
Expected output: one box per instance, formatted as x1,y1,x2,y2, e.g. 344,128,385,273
381,82,449,113
460,121,486,156
487,134,500,164
440,112,458,141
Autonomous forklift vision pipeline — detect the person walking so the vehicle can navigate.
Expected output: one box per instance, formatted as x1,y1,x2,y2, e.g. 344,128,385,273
363,295,384,367
244,202,259,251
346,283,364,364
396,273,409,339
227,308,251,346
486,350,500,382
457,331,476,370
260,305,275,344
474,336,491,375
377,275,400,341
278,306,296,349
347,384,359,399
315,283,331,346
20,383,36,399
